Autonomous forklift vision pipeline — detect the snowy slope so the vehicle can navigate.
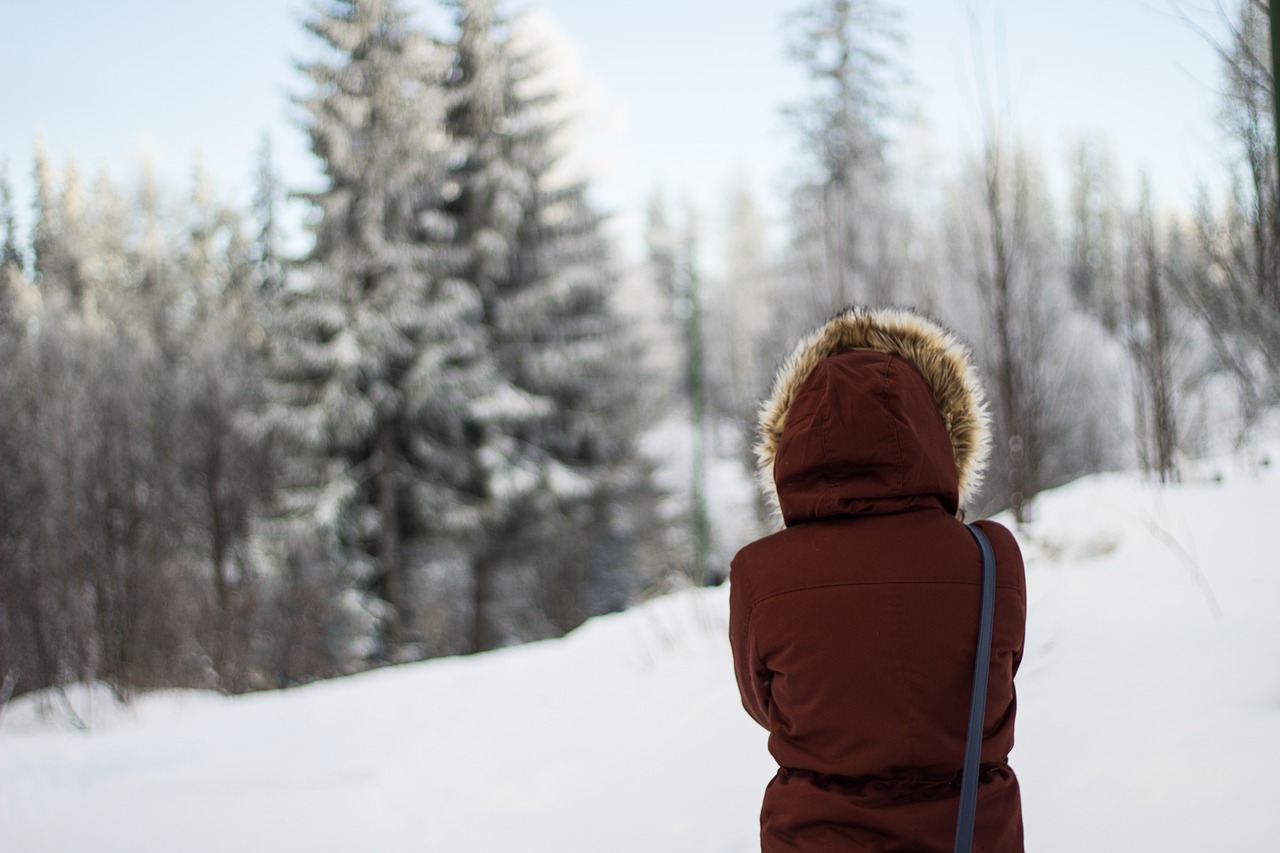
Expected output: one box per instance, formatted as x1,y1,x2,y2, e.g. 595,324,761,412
2,437,1278,853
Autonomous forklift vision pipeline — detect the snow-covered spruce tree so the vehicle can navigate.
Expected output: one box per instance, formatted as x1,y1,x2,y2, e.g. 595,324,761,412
30,139,86,309
783,0,909,313
446,0,653,649
0,164,29,697
130,158,183,337
0,164,23,328
608,192,683,496
706,179,785,427
251,134,287,295
703,178,785,527
271,0,493,666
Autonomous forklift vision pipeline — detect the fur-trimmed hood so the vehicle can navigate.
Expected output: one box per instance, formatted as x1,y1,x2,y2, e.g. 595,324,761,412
756,306,991,525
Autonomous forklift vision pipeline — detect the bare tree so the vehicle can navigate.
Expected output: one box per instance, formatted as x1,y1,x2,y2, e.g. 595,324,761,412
1122,178,1182,481
1170,0,1280,423
1067,138,1124,330
943,9,1118,520
962,137,1038,522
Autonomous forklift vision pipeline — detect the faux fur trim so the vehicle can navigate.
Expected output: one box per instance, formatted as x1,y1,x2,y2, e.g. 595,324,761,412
756,305,992,519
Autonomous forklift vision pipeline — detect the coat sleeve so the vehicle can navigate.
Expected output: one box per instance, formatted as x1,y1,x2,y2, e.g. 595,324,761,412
1009,544,1026,678
975,519,1027,676
728,560,771,729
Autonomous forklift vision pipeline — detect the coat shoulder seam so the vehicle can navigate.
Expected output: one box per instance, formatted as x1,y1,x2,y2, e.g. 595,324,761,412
751,577,1024,608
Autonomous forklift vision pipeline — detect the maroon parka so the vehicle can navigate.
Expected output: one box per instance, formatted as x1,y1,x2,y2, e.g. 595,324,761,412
729,308,1026,852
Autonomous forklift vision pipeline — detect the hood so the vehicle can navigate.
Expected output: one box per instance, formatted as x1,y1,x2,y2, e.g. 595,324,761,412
756,306,991,526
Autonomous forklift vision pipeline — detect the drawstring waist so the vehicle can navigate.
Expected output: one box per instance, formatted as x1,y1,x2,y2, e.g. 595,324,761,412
775,761,1011,804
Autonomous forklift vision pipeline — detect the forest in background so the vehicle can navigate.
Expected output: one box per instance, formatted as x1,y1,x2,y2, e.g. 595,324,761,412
1,0,1277,705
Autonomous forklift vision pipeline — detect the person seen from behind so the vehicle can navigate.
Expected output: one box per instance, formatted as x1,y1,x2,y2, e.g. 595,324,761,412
729,306,1027,852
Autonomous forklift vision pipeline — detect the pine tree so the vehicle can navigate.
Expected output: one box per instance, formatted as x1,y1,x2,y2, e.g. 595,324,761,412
31,138,73,300
715,179,782,421
0,164,23,276
706,179,784,526
252,133,286,294
184,159,223,316
58,162,90,308
133,157,172,305
0,165,23,331
641,192,685,390
446,0,539,651
273,0,493,662
784,0,906,310
82,168,134,313
679,212,711,585
447,0,650,647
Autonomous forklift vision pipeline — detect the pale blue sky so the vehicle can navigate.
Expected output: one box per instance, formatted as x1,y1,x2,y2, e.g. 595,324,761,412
0,0,1231,265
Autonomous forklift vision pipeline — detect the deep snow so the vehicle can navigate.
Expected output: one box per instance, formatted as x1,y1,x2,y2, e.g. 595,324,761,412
2,435,1278,853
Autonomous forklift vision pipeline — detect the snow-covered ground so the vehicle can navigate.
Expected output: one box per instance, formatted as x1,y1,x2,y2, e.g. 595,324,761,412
3,435,1278,852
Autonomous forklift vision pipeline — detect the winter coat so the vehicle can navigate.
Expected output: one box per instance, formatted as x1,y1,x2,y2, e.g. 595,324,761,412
729,307,1026,853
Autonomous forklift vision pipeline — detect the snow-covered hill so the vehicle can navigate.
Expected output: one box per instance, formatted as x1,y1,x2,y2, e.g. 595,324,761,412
3,436,1278,853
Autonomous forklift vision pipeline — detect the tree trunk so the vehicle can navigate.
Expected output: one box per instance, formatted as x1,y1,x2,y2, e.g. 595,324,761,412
1271,0,1280,301
470,551,493,654
377,420,402,653
985,139,1026,524
685,234,711,585
205,415,232,684
1143,205,1178,482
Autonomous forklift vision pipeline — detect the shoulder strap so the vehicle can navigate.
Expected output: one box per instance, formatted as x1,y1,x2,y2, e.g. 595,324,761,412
955,522,997,853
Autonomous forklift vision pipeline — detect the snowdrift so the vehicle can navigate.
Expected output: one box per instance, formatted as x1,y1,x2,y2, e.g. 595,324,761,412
2,439,1278,852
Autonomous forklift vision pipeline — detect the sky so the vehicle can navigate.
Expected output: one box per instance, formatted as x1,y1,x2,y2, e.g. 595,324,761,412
0,0,1233,269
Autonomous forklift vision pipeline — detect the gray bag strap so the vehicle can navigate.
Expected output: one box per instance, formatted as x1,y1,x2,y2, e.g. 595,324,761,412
955,522,997,853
